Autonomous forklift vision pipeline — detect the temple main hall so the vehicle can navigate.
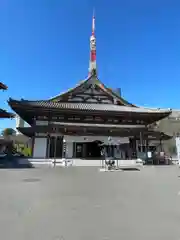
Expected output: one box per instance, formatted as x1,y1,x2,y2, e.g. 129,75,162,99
8,15,172,163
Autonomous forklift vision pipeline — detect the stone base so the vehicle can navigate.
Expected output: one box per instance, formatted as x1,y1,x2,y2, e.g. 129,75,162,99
27,158,144,167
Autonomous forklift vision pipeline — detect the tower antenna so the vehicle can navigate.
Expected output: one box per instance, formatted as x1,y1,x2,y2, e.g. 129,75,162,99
88,10,97,76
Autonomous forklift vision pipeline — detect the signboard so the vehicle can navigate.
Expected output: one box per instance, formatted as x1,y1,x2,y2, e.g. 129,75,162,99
147,151,152,158
175,137,180,165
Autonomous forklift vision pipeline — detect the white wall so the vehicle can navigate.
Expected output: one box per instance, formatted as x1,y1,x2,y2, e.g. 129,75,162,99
15,114,25,135
33,138,47,158
66,142,73,158
72,159,102,166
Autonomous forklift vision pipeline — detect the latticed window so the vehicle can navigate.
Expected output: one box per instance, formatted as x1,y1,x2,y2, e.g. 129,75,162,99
58,116,64,120
52,116,58,120
85,116,93,121
94,116,103,121
74,116,80,120
113,119,118,123
107,119,113,122
68,116,80,120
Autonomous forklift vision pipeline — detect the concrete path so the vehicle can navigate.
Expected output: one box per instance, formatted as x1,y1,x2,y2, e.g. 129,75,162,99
0,166,180,239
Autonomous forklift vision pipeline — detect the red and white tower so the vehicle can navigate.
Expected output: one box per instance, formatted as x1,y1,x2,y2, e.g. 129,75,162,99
89,12,97,75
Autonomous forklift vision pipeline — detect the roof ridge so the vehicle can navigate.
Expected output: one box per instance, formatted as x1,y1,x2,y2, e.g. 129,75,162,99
49,75,92,100
49,74,136,106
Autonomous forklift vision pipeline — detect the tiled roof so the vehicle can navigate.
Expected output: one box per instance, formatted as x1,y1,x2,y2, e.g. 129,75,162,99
49,73,135,106
0,82,7,90
9,98,171,115
0,108,15,118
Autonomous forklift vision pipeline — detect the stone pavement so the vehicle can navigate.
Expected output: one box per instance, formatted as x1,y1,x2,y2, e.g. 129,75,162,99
0,166,180,239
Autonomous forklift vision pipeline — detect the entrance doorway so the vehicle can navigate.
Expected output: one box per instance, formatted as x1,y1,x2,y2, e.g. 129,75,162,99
75,143,83,158
74,141,102,158
86,140,102,158
48,136,63,158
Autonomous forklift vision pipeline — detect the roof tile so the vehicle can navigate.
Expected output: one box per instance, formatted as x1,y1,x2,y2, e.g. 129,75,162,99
13,100,171,114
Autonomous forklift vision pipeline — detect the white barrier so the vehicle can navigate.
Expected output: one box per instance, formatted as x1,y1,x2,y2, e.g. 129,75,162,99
26,158,143,167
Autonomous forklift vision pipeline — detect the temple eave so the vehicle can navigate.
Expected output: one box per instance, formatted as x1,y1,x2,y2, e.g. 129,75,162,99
0,109,15,118
8,99,171,116
18,125,172,140
0,82,8,90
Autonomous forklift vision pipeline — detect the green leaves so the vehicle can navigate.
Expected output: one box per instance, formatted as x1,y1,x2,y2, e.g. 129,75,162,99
1,128,16,137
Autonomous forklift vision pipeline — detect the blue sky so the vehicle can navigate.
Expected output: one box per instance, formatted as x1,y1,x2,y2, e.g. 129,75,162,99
0,0,180,129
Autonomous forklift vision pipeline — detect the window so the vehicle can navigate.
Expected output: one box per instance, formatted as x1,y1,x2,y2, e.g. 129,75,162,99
95,117,103,122
85,116,93,121
74,116,80,120
58,116,64,120
68,116,80,121
113,119,118,123
52,116,58,120
37,116,48,120
107,119,113,122
127,120,132,123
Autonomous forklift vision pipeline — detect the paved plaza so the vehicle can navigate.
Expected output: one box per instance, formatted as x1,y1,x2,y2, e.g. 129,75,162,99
0,166,180,239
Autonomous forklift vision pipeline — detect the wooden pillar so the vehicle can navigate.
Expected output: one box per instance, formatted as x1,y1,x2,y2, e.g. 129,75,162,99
135,137,138,157
146,138,149,152
46,117,51,159
133,137,137,159
31,135,35,157
82,143,86,158
74,142,76,158
140,132,143,152
110,145,113,158
104,145,108,159
145,139,147,156
54,136,57,166
46,134,50,158
31,116,36,157
160,135,163,152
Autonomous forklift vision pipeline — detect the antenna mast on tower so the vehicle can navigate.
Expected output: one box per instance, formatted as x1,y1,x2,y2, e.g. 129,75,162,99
89,10,97,76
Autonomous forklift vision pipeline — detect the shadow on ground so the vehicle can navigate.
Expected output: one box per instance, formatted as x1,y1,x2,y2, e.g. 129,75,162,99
0,157,34,169
22,178,41,182
120,167,140,171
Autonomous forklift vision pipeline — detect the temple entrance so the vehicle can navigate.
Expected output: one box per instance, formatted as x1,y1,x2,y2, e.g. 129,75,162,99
48,136,63,158
74,141,102,158
86,140,102,158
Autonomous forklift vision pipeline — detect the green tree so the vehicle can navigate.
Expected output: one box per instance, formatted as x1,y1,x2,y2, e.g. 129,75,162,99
1,128,16,157
1,128,16,137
